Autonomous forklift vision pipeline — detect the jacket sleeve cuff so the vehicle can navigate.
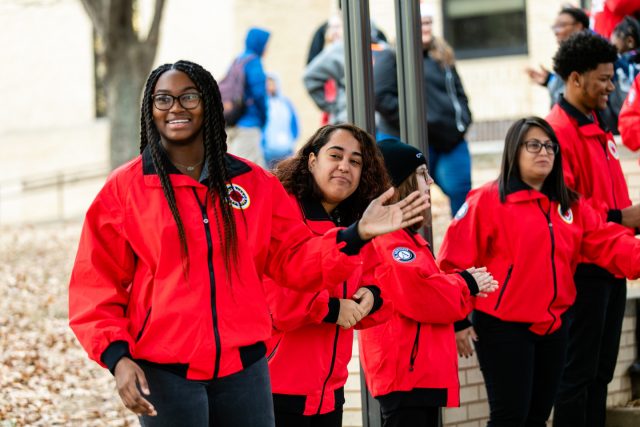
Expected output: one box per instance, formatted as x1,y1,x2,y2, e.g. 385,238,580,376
101,340,132,375
607,209,622,224
322,298,340,323
458,270,479,296
454,318,472,332
363,285,383,315
543,73,552,87
337,221,368,255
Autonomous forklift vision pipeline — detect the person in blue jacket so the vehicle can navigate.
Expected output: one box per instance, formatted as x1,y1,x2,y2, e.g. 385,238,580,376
227,27,270,167
262,73,299,168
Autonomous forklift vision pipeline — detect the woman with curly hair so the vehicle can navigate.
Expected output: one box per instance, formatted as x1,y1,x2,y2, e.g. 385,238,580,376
67,61,428,426
265,123,396,427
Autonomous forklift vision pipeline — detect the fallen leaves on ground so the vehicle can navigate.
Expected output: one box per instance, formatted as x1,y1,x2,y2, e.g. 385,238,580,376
0,223,137,426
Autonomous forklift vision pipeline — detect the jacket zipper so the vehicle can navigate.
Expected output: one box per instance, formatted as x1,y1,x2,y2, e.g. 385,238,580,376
135,307,152,342
316,280,346,415
538,200,558,335
192,188,222,379
601,137,618,208
493,264,514,310
266,336,281,362
409,323,421,372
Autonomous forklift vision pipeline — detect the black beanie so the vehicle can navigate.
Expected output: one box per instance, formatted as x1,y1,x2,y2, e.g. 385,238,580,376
377,139,427,187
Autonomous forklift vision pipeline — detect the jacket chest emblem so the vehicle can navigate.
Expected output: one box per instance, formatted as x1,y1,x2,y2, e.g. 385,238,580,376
607,139,620,160
557,205,574,224
227,183,250,209
454,201,469,220
392,247,416,263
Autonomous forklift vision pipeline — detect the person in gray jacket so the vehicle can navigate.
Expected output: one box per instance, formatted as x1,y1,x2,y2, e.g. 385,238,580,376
373,5,472,215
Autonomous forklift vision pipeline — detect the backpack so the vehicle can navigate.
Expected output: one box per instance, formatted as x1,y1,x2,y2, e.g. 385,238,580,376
218,54,256,127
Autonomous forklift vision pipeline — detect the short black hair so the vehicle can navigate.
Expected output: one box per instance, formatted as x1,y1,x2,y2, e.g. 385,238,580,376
553,32,618,80
559,7,589,29
613,16,640,48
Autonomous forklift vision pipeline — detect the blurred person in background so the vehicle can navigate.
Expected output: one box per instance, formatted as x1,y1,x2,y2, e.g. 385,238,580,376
226,27,270,167
262,73,299,168
526,7,590,108
590,0,640,39
602,15,640,133
373,3,472,216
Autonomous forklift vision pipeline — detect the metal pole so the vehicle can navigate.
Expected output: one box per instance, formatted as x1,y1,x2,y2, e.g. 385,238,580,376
394,0,433,246
342,3,382,427
343,0,375,134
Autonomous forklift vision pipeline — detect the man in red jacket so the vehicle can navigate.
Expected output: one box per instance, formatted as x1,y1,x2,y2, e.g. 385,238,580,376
590,0,640,39
546,32,640,427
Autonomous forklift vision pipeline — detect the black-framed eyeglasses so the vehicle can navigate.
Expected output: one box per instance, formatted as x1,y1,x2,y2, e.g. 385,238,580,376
152,93,202,111
523,139,559,155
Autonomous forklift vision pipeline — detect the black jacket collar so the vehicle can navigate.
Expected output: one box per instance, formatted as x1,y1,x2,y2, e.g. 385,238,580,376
142,145,252,181
558,96,609,132
504,174,557,200
299,194,338,225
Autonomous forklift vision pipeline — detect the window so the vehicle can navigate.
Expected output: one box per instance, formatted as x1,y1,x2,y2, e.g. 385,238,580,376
443,0,528,59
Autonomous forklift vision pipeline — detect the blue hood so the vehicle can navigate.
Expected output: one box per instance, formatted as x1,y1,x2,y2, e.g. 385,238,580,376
245,27,270,56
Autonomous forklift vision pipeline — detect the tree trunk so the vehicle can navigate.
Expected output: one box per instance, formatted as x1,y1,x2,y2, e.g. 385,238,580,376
79,0,165,169
106,57,147,168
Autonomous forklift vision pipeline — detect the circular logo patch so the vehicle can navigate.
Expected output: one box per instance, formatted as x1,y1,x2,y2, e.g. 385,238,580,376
608,139,620,160
392,247,416,263
557,205,574,224
227,184,250,209
454,202,469,220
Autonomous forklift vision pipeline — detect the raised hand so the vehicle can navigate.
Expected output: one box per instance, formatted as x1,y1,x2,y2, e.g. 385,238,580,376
467,266,499,298
358,188,429,240
114,357,157,416
525,65,550,85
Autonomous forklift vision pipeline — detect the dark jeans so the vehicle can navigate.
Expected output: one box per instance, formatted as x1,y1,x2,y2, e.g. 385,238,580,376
274,409,342,427
473,311,569,427
553,268,627,427
428,142,471,215
138,357,275,427
380,406,440,427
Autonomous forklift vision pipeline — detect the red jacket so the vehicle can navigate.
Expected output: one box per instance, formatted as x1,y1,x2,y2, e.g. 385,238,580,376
265,194,391,416
619,74,640,154
358,229,478,407
438,181,640,336
590,0,640,38
546,98,632,233
68,149,366,381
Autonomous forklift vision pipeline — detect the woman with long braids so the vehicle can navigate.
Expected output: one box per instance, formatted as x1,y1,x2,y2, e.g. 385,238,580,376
265,124,394,427
68,60,428,426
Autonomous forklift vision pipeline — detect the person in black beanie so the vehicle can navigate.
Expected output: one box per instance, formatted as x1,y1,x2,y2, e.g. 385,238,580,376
359,139,498,427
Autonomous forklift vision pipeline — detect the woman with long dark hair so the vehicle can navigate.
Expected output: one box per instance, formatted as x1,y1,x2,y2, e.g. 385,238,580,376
67,60,428,426
265,123,395,427
438,116,640,426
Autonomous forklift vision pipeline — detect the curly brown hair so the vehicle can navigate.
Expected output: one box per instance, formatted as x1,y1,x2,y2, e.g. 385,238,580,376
274,124,391,223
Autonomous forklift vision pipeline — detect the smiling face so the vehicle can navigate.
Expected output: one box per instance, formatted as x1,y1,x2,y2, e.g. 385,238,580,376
517,126,556,190
571,62,615,113
152,69,204,147
308,129,363,213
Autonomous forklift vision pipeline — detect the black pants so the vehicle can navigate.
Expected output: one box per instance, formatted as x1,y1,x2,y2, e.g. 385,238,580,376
138,357,275,427
380,405,440,427
553,268,627,427
473,311,569,427
274,409,342,427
